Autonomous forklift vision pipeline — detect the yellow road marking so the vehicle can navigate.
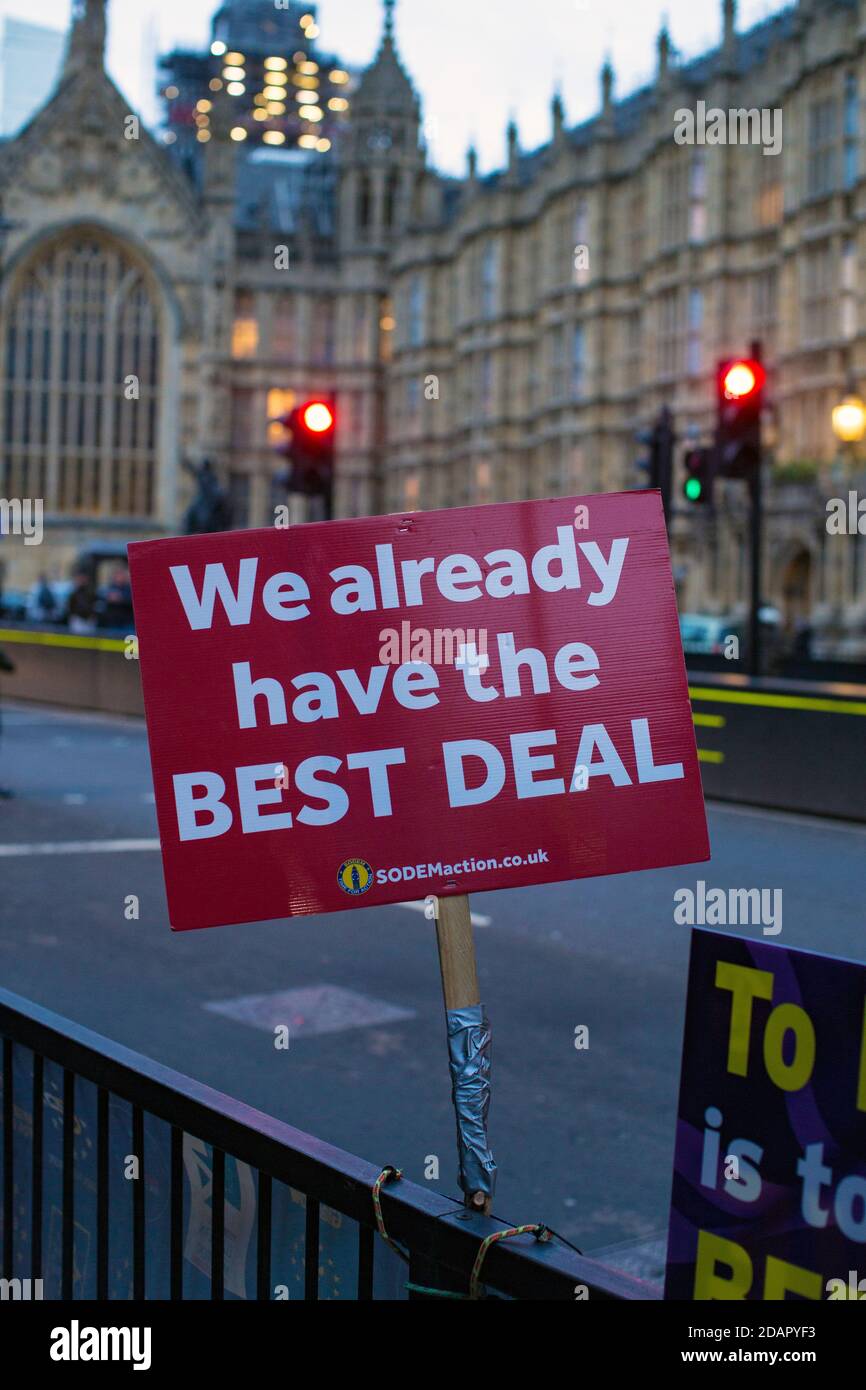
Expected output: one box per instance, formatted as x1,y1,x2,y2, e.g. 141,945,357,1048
693,713,726,728
697,749,725,764
0,628,127,653
689,685,866,717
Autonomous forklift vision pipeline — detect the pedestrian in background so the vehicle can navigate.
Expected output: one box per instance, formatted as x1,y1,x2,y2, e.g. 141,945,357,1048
99,565,134,631
67,571,97,634
32,573,57,623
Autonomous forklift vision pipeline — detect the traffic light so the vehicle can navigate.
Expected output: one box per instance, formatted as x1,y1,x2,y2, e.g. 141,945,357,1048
716,357,765,479
635,406,674,524
682,446,714,506
274,397,336,519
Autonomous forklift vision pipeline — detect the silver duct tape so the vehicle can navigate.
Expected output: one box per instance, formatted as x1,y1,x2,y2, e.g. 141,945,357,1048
446,1004,497,1198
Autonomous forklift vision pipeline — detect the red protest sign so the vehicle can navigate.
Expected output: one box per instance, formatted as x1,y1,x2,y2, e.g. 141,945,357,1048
129,491,709,931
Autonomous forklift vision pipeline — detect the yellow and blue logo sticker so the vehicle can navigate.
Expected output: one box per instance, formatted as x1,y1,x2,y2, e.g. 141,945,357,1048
337,859,373,896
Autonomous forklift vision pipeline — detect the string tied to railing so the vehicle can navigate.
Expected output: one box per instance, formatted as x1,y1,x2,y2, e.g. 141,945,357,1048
371,1165,409,1264
469,1222,552,1300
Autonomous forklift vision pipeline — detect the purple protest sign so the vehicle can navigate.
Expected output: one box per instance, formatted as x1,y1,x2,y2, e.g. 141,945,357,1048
666,929,866,1301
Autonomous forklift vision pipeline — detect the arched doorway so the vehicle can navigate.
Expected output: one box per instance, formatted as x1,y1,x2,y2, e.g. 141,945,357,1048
0,230,163,518
779,546,813,631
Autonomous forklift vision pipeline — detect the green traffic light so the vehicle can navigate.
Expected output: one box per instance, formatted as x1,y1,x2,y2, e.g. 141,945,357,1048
684,477,703,502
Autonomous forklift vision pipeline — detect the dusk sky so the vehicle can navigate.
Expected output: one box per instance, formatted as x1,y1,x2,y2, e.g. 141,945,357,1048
2,0,791,172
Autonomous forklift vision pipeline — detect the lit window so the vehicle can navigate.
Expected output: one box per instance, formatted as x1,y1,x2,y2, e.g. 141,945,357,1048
330,70,349,85
196,99,212,112
266,102,286,115
226,82,245,96
299,61,319,75
232,316,258,357
306,25,320,38
164,85,178,99
264,85,287,100
300,13,314,26
265,71,288,86
298,134,319,149
225,52,244,65
210,41,227,56
196,129,211,143
209,78,222,91
328,97,348,112
263,130,286,145
230,126,247,142
267,389,295,441
253,109,268,121
222,66,245,80
316,138,331,152
299,105,323,122
264,57,288,71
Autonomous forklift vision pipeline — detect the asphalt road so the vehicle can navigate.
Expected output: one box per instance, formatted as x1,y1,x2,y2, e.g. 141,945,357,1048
1,699,864,1285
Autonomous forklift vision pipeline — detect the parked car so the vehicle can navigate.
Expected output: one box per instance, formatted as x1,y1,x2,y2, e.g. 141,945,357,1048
679,613,737,655
0,588,28,620
680,608,784,663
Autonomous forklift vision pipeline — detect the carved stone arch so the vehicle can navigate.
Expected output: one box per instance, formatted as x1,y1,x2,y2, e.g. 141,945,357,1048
773,536,817,629
0,217,187,337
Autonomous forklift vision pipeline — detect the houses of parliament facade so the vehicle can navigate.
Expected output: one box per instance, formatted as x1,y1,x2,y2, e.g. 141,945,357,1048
1,0,865,646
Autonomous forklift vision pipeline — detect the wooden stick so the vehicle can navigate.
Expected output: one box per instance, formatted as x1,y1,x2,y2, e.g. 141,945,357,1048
434,893,492,1215
435,894,480,1010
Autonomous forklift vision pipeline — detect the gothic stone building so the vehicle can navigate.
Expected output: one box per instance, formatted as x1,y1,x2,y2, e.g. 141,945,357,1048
1,0,865,649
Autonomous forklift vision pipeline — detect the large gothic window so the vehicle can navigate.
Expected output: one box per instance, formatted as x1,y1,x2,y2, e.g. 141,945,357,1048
1,233,162,517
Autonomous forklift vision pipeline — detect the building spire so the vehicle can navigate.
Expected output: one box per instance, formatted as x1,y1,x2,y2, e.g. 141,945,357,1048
63,0,107,75
384,0,396,43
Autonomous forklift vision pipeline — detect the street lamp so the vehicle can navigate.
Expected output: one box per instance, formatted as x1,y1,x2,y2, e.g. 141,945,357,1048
831,395,866,445
828,394,866,626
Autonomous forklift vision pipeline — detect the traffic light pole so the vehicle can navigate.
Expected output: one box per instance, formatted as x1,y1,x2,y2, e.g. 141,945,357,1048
747,340,763,678
748,458,763,678
656,406,674,527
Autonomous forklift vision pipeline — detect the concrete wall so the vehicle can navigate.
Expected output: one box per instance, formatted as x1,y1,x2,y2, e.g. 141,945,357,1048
0,627,143,717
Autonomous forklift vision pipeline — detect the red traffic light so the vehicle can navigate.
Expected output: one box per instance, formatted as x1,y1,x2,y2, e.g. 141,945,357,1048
300,401,334,434
722,360,765,401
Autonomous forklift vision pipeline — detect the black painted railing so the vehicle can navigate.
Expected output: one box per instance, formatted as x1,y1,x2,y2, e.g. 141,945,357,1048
0,987,656,1301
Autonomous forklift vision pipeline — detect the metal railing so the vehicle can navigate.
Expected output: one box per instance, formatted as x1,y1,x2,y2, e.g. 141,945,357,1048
0,986,657,1301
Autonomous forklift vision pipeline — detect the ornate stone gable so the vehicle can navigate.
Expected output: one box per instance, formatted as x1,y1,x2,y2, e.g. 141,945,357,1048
0,44,206,279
